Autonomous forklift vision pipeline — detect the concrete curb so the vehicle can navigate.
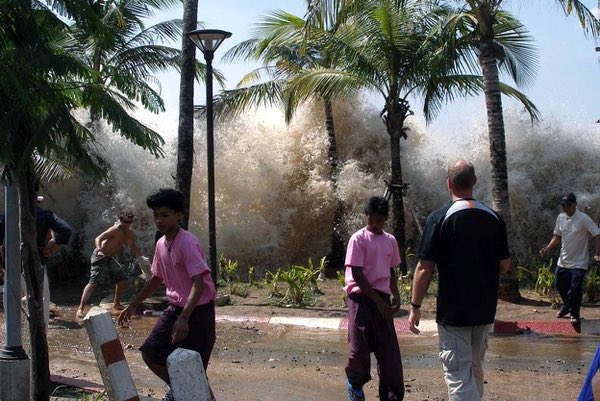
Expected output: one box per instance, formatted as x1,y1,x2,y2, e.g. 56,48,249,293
215,314,600,335
104,293,600,335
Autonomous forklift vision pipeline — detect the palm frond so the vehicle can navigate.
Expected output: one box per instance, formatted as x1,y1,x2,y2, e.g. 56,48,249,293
33,153,78,182
556,0,600,40
127,19,183,46
287,68,365,104
497,81,540,122
213,81,286,121
420,74,483,121
82,85,165,158
235,66,280,87
493,11,538,88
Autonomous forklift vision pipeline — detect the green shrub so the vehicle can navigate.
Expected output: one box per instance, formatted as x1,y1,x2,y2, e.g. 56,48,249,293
398,270,413,305
307,257,326,294
517,257,559,307
265,269,283,299
278,264,320,306
222,257,255,297
585,266,600,303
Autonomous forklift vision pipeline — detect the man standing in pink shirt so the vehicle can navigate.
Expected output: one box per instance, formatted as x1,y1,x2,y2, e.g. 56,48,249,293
118,188,217,401
344,196,404,401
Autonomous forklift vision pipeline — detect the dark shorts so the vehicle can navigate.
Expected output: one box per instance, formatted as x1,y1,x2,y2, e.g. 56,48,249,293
140,302,216,369
89,249,127,285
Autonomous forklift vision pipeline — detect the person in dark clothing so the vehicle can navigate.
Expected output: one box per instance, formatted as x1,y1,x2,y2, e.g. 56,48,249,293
0,192,72,326
408,160,510,401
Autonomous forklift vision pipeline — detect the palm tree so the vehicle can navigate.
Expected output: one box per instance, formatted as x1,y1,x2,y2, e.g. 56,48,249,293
177,0,199,229
301,0,539,275
0,1,167,398
439,0,600,299
302,0,534,272
66,0,220,229
217,8,352,274
65,0,183,145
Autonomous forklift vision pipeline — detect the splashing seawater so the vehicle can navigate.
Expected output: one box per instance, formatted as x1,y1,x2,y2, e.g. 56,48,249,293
22,104,600,270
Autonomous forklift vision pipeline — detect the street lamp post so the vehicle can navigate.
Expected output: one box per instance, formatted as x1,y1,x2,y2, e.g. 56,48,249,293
0,179,30,400
187,29,232,287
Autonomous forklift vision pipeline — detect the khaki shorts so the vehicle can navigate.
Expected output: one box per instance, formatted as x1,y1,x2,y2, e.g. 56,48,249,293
89,249,127,285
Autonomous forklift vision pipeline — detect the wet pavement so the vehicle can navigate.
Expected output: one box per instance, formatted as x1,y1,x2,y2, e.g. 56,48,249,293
36,305,600,401
0,296,596,400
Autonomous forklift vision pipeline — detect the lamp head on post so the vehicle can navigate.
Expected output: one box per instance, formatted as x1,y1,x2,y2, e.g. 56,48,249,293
185,28,231,289
187,29,232,59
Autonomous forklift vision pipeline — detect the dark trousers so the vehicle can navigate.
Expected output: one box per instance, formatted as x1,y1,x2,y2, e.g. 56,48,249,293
345,292,404,401
555,266,587,318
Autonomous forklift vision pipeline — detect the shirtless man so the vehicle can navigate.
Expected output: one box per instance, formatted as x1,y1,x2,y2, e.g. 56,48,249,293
76,210,150,319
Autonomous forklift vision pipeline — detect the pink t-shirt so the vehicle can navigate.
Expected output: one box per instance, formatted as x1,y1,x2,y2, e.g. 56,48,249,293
344,227,401,295
152,229,216,307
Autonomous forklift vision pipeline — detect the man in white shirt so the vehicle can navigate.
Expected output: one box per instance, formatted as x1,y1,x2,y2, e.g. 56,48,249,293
540,193,600,324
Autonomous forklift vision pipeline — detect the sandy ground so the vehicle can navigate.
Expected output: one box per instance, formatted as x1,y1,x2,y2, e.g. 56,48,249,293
3,277,600,400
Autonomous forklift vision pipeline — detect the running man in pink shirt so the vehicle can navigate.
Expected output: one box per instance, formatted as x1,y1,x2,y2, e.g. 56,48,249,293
344,196,405,401
118,188,217,401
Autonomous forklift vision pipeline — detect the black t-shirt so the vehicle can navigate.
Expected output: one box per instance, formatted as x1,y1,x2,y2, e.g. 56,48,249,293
418,199,509,326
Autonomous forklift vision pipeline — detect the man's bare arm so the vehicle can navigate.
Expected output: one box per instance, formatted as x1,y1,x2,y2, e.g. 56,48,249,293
499,258,511,274
408,260,436,335
172,274,206,343
539,235,561,257
95,226,118,249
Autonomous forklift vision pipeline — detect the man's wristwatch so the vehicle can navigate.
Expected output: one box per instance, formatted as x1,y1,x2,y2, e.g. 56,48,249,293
410,302,421,308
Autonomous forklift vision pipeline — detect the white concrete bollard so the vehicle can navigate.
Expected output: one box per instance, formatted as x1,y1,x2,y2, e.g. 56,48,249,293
167,348,210,401
83,306,140,401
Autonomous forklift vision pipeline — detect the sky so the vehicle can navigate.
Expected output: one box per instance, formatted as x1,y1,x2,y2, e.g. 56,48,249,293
146,0,600,133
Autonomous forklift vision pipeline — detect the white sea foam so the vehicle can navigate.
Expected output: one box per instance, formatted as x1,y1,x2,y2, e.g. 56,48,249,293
18,102,600,269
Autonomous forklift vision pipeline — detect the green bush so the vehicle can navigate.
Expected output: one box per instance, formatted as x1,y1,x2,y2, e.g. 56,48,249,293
265,269,283,299
585,266,600,303
262,258,323,307
517,257,560,307
307,257,326,294
398,270,413,305
278,264,320,306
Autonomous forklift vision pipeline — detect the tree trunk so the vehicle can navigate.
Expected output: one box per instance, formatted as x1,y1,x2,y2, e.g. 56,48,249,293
383,93,409,276
175,0,199,230
17,166,50,401
389,131,408,276
323,98,346,277
480,47,520,301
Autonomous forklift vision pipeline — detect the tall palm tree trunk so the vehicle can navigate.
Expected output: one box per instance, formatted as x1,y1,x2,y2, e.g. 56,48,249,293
17,164,50,400
175,0,199,229
384,93,409,276
323,99,346,277
480,49,520,300
481,55,510,222
389,132,408,276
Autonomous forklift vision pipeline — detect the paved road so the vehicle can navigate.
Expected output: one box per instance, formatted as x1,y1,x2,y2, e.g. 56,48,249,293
45,312,599,401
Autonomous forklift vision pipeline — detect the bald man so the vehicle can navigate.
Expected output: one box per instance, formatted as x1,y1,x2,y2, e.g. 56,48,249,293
408,160,510,401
